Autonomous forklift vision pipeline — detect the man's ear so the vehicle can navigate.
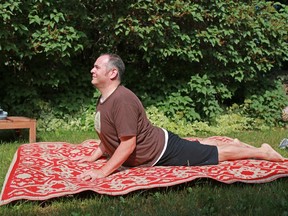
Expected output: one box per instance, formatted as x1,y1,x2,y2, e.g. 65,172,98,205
110,68,119,80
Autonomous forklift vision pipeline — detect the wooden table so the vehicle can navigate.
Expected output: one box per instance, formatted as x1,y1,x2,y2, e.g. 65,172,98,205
0,116,37,143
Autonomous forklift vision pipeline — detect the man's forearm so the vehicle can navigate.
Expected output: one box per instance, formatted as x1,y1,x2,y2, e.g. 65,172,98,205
100,136,136,176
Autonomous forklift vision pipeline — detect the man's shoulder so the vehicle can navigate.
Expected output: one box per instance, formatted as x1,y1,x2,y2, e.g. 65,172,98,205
115,85,142,105
117,85,138,97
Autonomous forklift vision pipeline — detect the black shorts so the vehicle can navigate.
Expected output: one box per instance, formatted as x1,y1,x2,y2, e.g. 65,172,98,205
155,131,219,166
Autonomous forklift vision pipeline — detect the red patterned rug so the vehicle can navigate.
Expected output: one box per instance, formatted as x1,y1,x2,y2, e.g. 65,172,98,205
1,137,288,206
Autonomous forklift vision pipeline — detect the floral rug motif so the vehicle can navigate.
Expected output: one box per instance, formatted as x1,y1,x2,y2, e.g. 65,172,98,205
1,137,288,206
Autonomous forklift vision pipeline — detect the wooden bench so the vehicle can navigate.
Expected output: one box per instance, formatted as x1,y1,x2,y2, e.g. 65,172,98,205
0,116,37,143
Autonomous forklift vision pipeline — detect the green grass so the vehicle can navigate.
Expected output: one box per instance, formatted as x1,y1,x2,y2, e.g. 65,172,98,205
0,129,288,216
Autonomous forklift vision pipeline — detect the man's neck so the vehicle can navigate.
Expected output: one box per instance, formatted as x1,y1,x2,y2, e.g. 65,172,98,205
100,83,120,102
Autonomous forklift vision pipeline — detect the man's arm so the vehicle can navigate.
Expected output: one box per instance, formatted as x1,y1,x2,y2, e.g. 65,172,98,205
89,142,106,161
101,136,136,175
73,142,106,163
79,136,136,181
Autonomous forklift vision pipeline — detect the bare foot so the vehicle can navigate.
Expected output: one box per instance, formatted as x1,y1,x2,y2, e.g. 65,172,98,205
261,143,284,162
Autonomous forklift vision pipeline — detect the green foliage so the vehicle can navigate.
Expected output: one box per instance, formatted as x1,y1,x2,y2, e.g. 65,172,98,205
146,106,197,137
114,0,288,71
0,0,90,118
1,0,288,128
146,105,270,137
184,74,229,120
157,92,200,122
192,114,270,136
113,0,288,124
240,79,288,126
28,7,84,58
37,105,95,132
155,74,232,122
36,91,100,132
0,0,86,64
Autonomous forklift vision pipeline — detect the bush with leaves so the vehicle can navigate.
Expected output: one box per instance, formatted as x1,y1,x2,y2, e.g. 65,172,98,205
113,0,288,124
1,0,287,128
146,105,270,137
238,80,288,126
0,0,89,117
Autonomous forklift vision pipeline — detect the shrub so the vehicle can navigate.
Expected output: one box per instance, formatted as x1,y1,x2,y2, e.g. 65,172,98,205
37,105,95,132
1,0,287,127
239,79,288,126
146,105,270,137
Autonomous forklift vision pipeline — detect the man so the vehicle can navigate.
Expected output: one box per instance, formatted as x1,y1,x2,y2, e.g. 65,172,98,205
74,53,285,181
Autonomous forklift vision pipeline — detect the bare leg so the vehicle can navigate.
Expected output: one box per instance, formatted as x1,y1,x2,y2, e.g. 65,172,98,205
217,143,284,162
200,137,257,149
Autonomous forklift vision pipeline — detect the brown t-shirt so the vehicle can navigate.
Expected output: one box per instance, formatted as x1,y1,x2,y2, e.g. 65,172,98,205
94,85,165,167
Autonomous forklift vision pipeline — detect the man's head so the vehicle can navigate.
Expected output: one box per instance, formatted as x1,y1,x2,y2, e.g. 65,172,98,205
91,53,125,88
103,53,125,81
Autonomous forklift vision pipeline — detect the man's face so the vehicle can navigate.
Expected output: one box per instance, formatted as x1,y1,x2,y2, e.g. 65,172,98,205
90,55,110,87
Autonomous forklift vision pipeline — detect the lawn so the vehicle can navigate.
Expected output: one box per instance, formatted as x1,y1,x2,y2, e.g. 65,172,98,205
0,129,288,216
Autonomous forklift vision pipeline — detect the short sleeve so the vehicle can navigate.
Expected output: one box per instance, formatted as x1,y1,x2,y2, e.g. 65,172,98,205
113,99,139,138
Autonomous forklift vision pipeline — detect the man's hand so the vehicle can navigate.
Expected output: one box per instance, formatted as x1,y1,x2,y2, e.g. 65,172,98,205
77,168,106,181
